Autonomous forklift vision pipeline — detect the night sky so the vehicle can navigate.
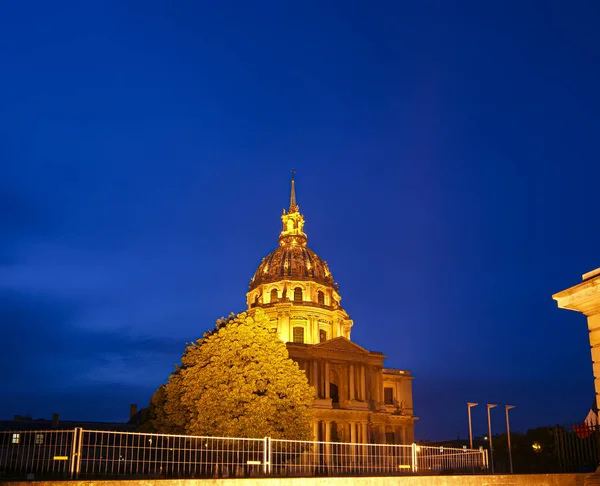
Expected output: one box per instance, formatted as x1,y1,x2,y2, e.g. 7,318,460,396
2,1,599,441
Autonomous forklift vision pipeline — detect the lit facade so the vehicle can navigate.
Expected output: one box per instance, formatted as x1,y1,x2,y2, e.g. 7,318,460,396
553,268,600,412
246,176,416,444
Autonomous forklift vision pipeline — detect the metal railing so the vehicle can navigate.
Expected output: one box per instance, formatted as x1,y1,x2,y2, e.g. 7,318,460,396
270,439,414,476
553,422,599,473
78,430,265,478
0,428,488,479
0,429,76,480
415,445,488,473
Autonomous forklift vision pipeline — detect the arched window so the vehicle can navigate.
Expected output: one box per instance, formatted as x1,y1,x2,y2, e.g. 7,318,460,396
317,291,325,305
293,327,304,344
294,287,303,302
319,329,327,343
270,289,278,303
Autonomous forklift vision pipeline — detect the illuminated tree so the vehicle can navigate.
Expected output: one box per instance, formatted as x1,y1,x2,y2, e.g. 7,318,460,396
147,309,314,440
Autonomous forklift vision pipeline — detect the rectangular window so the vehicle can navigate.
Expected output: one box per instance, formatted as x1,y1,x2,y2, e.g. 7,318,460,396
293,327,304,344
319,329,327,342
12,433,20,444
385,432,395,444
384,387,394,405
35,434,44,445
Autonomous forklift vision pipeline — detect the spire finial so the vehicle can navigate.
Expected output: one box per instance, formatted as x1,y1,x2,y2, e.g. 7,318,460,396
289,168,297,210
279,168,306,247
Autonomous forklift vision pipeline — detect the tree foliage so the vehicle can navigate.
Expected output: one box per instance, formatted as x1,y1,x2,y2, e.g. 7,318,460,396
144,309,314,440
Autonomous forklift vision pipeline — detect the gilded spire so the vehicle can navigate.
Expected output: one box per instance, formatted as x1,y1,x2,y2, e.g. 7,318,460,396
279,170,306,247
289,168,297,212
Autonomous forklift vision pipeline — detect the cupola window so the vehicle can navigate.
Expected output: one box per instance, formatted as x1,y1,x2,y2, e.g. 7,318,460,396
293,287,303,302
319,329,327,343
270,289,278,303
317,291,325,305
293,327,304,343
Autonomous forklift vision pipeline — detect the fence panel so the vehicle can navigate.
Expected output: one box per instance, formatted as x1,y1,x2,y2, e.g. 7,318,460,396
0,428,488,479
0,429,75,480
553,423,599,473
77,429,265,478
270,439,413,476
416,445,487,474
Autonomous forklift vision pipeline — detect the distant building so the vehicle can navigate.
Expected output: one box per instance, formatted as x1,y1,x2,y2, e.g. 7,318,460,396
0,405,143,433
245,175,416,444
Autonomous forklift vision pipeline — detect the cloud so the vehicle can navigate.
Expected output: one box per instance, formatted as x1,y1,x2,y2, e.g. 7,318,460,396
0,289,185,420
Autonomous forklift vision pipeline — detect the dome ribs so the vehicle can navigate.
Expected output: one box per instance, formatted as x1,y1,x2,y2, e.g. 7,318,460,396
249,246,335,291
305,250,315,278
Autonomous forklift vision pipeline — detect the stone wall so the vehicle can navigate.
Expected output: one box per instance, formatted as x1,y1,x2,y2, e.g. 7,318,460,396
1,473,588,486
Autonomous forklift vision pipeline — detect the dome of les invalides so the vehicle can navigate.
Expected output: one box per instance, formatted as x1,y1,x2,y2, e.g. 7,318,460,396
248,175,337,292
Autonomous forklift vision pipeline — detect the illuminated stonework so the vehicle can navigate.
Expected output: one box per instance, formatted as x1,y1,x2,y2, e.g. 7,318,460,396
247,196,351,343
246,174,416,445
554,268,600,412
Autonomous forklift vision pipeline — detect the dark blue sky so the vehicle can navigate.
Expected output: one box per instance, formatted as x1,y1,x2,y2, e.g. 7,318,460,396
1,1,599,440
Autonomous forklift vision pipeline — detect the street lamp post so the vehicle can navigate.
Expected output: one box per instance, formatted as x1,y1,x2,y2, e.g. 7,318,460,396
467,403,478,449
505,405,516,474
487,404,497,473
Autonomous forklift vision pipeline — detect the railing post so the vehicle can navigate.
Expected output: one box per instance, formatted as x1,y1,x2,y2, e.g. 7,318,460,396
268,437,272,475
263,437,271,475
69,428,83,479
411,443,417,473
74,428,83,478
69,428,78,479
483,448,489,471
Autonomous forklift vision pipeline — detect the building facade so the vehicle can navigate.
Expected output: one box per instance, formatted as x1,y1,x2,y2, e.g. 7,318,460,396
246,176,416,444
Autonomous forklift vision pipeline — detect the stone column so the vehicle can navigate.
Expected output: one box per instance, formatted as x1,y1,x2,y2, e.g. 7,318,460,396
401,425,407,445
310,315,317,344
313,420,320,466
360,365,366,401
349,364,355,401
360,422,368,456
279,311,290,343
324,361,330,399
312,360,319,398
324,420,332,464
349,422,357,461
554,268,600,485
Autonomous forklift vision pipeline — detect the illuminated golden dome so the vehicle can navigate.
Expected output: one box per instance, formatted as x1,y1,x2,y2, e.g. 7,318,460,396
249,171,337,291
249,246,335,291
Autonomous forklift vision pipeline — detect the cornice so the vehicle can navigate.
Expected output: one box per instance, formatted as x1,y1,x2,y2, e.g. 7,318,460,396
553,273,600,316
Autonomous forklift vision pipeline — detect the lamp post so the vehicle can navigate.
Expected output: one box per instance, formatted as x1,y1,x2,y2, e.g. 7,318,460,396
487,404,497,473
467,403,478,449
505,405,515,474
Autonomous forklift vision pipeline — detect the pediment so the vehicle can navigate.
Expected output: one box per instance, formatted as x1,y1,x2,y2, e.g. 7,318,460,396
312,337,369,354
